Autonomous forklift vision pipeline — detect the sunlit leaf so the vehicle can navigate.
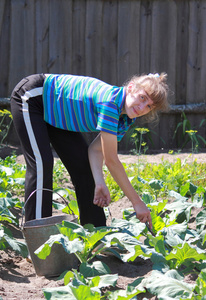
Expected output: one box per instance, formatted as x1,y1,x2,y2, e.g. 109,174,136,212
196,208,206,232
80,261,111,277
166,242,206,268
35,234,83,259
143,270,195,298
149,179,163,190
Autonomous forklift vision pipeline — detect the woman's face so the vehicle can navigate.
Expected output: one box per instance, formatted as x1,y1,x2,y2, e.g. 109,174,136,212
124,85,154,118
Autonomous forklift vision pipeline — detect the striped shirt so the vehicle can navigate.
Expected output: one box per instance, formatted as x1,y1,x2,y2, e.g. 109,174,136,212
43,74,135,141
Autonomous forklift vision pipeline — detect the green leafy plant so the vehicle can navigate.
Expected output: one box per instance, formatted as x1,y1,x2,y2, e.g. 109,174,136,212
1,154,206,300
142,270,195,299
43,269,145,300
193,269,206,299
130,127,150,155
43,270,119,300
53,161,69,189
173,112,206,151
0,109,13,145
0,224,28,257
34,221,116,265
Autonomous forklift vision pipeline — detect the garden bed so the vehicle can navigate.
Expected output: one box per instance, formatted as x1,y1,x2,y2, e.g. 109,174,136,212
0,150,205,299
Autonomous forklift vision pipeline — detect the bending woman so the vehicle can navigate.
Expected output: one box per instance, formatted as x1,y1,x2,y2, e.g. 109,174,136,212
10,73,169,228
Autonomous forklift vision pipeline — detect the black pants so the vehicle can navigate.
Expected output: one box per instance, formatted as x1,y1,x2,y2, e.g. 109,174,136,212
10,74,106,226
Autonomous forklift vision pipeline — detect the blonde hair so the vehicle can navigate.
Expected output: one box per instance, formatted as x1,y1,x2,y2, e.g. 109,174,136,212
124,72,169,122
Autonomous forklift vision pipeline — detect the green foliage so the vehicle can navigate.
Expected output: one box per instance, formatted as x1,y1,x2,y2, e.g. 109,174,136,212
128,126,166,156
1,155,206,299
111,156,206,200
35,221,116,264
0,224,28,257
0,109,13,145
0,155,26,196
43,270,121,300
193,269,206,299
142,270,195,299
130,127,150,155
35,171,205,298
173,112,206,152
53,161,69,189
166,242,206,269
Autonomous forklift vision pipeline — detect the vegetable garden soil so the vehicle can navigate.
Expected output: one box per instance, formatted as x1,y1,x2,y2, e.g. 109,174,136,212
0,149,205,300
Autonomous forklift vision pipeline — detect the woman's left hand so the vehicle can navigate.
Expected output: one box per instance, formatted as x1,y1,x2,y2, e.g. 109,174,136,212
133,200,152,229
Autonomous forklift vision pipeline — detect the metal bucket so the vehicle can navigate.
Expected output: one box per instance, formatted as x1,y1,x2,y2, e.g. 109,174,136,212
22,189,79,277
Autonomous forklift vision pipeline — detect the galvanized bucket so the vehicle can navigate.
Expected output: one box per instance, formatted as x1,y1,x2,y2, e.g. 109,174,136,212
22,188,79,277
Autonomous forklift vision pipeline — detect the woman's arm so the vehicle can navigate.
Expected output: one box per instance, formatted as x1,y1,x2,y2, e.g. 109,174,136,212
88,131,152,228
88,134,111,207
100,131,152,228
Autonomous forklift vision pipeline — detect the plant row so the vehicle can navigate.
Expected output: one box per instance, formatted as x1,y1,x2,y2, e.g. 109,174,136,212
0,156,206,299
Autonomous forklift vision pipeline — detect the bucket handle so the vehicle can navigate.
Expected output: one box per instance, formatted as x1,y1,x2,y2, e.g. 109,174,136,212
21,188,75,229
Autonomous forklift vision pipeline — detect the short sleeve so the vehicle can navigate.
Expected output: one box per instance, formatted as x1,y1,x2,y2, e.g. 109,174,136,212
96,102,119,135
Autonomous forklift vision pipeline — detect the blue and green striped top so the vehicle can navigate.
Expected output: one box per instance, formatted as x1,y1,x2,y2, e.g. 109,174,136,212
43,74,135,141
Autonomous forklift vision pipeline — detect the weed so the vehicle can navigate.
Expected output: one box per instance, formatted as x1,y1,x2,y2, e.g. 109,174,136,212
0,109,13,145
173,112,206,152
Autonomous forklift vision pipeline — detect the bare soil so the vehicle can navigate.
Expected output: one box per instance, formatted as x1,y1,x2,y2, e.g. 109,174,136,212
0,151,205,300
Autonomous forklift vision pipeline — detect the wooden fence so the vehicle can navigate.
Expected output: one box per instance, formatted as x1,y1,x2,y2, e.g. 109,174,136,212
1,0,206,151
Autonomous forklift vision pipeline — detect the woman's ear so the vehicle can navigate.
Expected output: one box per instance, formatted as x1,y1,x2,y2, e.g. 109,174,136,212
127,81,134,93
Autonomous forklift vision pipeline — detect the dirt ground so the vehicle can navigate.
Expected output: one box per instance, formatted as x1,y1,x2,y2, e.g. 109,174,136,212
0,151,205,300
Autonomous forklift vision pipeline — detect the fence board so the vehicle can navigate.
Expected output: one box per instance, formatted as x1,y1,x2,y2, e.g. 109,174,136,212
48,0,72,74
101,0,118,85
85,0,103,78
117,1,141,84
197,2,206,102
72,0,86,75
165,1,177,105
9,0,26,92
139,1,152,73
23,0,35,76
149,1,169,148
0,0,6,32
36,0,49,73
151,1,177,86
0,0,9,96
176,1,189,104
187,2,199,103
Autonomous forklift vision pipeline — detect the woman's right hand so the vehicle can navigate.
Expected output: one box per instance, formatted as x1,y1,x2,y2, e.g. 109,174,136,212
93,183,111,208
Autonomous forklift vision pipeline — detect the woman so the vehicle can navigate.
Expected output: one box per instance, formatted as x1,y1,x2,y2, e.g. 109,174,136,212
10,73,169,228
